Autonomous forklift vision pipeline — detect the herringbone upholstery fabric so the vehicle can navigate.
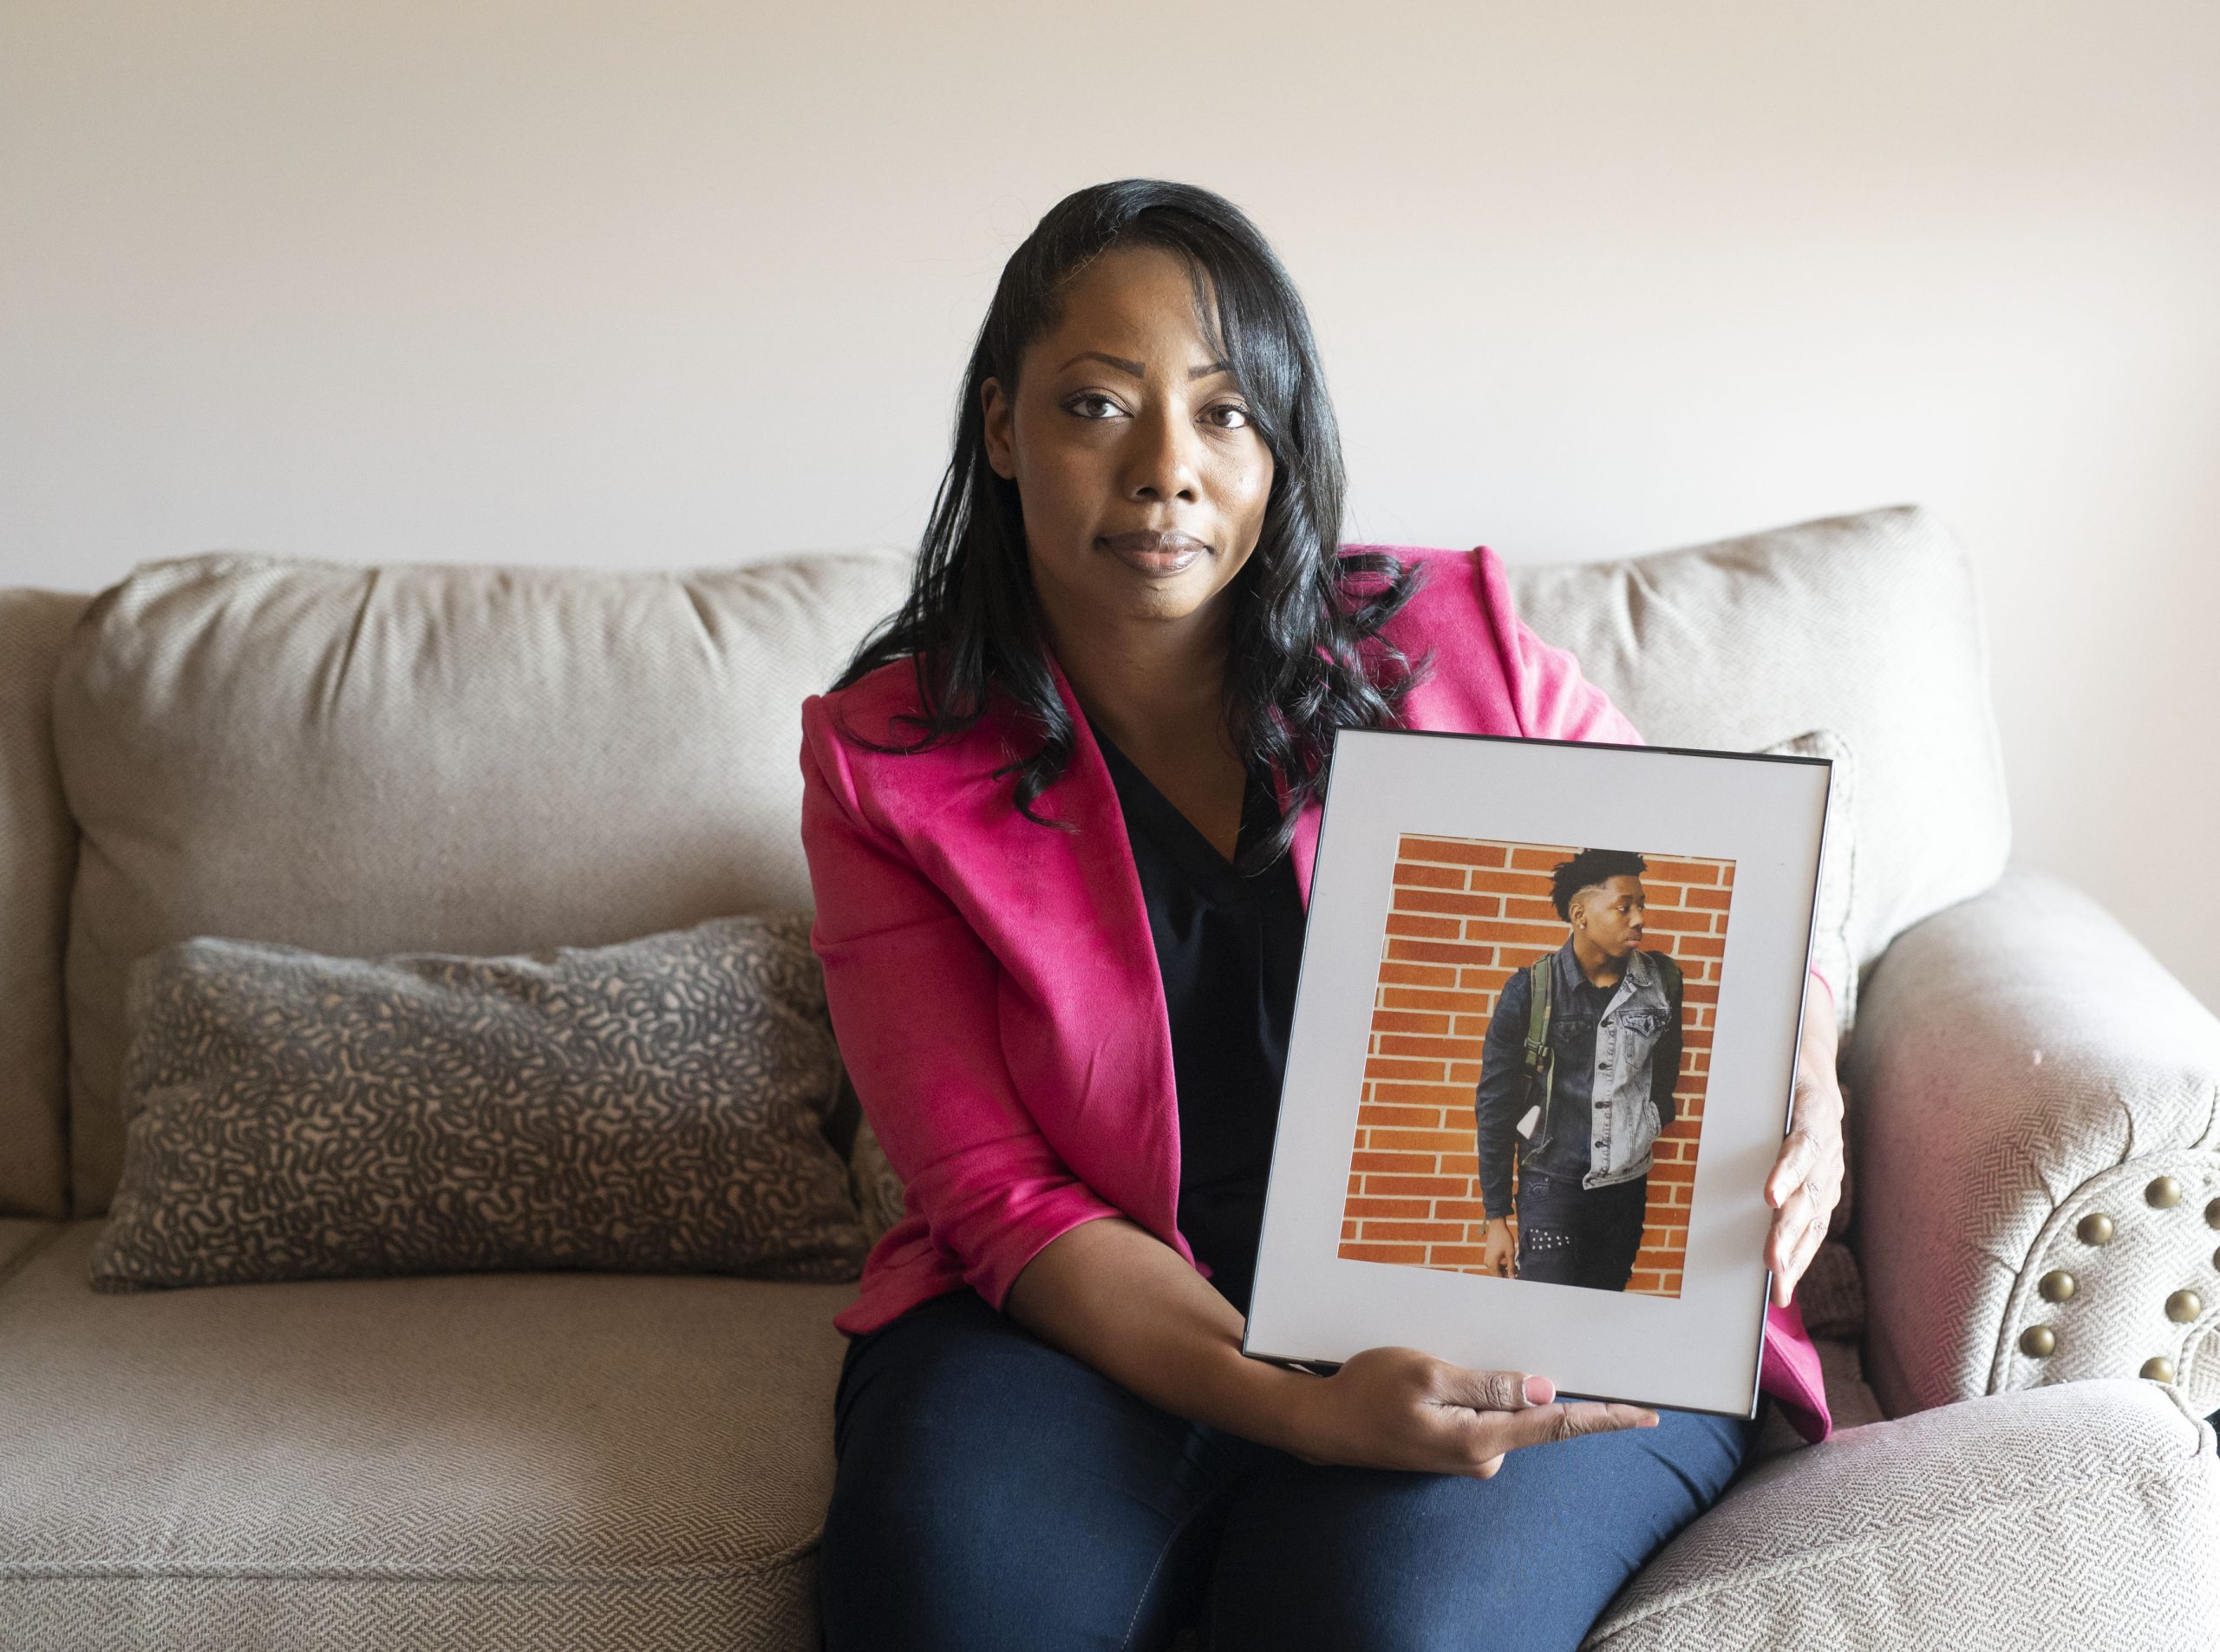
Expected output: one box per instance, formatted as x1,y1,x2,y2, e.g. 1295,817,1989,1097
5,1576,816,1652
1849,865,2220,1419
1584,1378,2220,1651
0,1221,859,1650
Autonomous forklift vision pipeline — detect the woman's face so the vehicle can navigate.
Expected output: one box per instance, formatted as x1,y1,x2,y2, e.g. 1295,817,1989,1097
982,244,1276,638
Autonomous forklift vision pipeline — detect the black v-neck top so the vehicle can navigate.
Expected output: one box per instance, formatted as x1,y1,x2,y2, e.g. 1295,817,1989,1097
1088,719,1309,1319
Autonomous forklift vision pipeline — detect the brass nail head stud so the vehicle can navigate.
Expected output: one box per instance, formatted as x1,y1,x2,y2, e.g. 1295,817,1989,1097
2206,1197,2220,1231
2077,1212,2115,1245
2019,1325,2056,1357
2147,1176,2183,1209
2139,1356,2176,1383
2038,1270,2076,1303
2167,1290,2204,1324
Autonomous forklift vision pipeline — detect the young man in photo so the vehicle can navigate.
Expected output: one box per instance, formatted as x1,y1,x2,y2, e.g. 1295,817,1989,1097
1473,848,1686,1292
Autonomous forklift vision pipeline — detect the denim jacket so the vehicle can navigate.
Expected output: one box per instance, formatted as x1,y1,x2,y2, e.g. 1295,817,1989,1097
1474,937,1683,1220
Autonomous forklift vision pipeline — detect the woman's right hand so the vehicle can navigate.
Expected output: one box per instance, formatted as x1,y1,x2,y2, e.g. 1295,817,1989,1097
1282,1346,1658,1479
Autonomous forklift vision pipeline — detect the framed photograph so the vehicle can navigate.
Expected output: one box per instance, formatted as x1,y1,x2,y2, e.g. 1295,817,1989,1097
1244,728,1832,1419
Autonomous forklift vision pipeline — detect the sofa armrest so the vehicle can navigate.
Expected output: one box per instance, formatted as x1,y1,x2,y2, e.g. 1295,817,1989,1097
1843,865,2220,1419
1583,1380,2219,1650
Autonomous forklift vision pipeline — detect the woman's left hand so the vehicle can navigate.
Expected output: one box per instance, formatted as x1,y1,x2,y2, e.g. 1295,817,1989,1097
1763,980,1845,1309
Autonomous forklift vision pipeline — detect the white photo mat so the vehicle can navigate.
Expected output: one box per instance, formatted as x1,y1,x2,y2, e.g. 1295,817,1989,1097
1244,728,1832,1419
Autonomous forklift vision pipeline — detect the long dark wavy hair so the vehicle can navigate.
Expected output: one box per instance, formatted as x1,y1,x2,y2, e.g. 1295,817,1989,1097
832,178,1431,873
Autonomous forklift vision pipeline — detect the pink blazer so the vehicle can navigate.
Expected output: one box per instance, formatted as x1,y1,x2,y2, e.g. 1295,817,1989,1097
799,543,1835,1444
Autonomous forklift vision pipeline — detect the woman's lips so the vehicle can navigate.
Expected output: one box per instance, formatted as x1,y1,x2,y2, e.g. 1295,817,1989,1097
1099,530,1208,577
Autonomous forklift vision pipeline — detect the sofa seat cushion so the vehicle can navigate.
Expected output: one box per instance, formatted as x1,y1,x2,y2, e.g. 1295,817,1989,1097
0,1218,63,1279
0,1221,858,1651
1583,1378,2220,1649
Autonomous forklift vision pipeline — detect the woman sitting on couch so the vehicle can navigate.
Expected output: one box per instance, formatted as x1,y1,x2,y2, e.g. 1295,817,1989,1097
797,178,1845,1651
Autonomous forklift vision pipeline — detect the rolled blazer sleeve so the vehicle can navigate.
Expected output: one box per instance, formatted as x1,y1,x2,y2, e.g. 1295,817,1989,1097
1473,545,1838,1012
799,698,1129,1314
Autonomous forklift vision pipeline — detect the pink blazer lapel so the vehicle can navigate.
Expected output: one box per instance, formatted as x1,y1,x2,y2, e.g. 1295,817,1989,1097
993,650,1316,1270
969,655,1187,1253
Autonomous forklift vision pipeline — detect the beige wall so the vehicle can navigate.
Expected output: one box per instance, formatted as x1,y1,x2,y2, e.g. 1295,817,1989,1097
3,2,2215,1010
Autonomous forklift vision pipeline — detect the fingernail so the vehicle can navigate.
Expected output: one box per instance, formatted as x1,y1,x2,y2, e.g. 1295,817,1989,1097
1523,1375,1551,1405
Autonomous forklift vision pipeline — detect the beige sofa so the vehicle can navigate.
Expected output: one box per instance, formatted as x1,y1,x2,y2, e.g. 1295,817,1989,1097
2,503,2215,1650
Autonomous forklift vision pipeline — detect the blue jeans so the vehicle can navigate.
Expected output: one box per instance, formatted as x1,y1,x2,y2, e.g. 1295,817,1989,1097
819,1285,1758,1651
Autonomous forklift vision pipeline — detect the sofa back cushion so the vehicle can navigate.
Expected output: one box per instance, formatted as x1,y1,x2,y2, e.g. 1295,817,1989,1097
51,549,915,1218
42,504,2008,1217
1505,503,2010,1003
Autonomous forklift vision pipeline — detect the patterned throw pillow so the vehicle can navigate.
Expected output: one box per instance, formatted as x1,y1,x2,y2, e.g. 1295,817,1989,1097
87,915,870,1292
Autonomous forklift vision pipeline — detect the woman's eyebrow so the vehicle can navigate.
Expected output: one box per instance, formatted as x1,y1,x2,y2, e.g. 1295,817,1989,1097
1056,350,1234,381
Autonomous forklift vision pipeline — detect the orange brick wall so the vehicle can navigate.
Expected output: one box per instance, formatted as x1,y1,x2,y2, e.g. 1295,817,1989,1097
1335,835,1735,1297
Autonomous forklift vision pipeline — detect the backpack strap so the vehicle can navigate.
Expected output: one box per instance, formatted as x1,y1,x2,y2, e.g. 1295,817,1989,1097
1520,956,1554,1105
1647,948,1682,1004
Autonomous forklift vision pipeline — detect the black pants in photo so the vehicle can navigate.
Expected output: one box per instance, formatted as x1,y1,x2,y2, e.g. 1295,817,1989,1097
1514,1166,1650,1291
